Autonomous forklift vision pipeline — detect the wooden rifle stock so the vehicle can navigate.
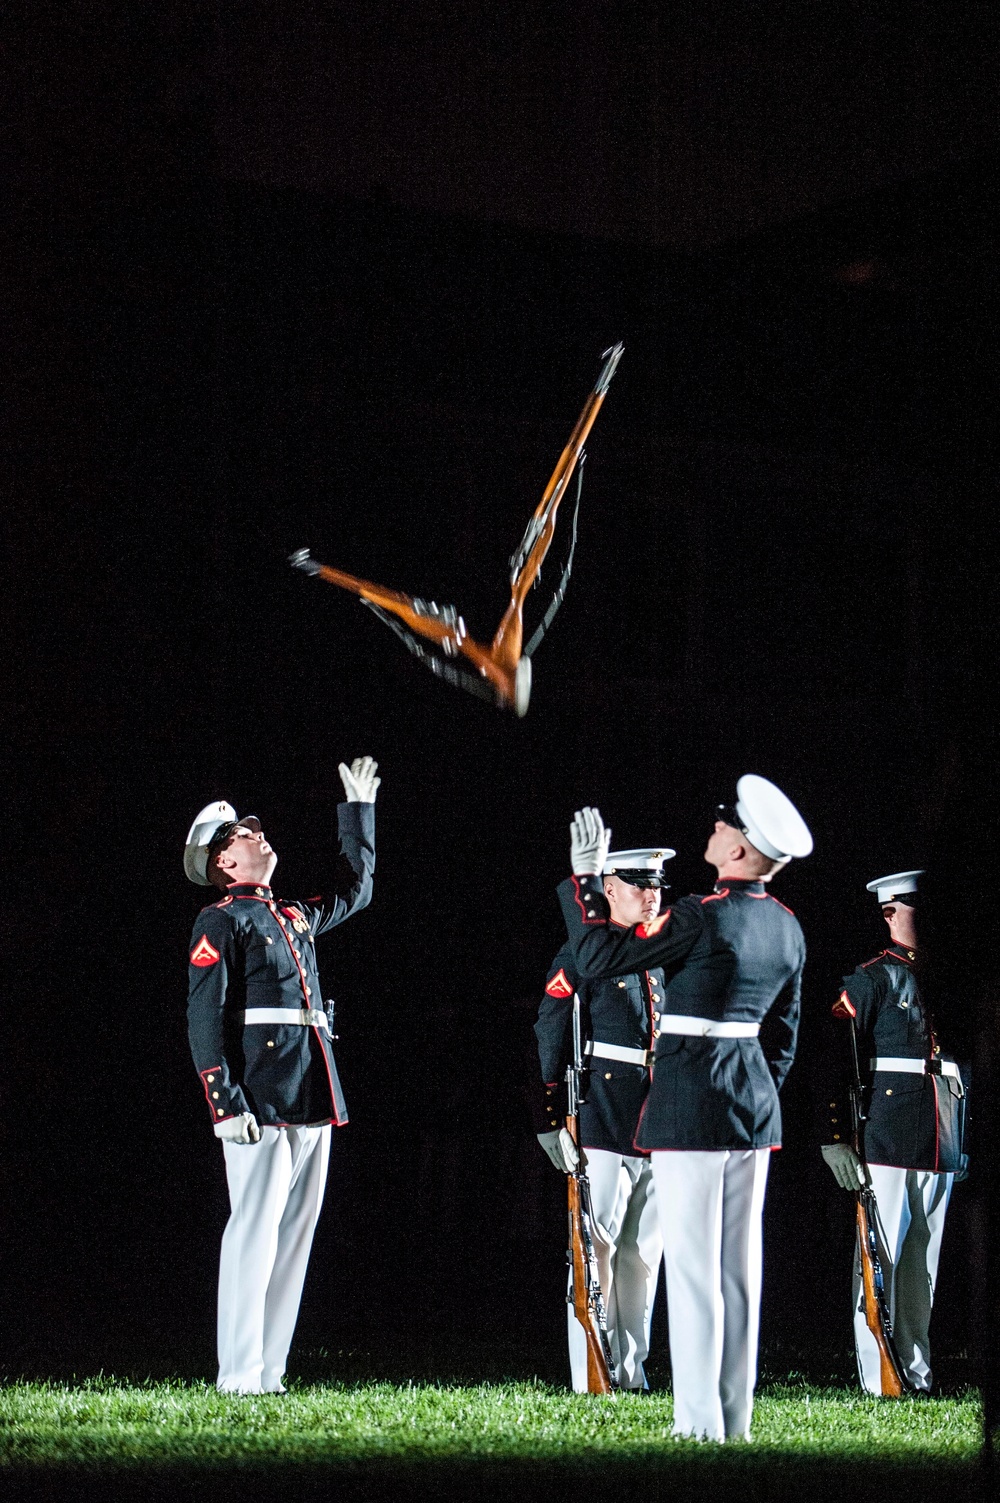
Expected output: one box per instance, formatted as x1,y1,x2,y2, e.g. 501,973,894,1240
565,990,616,1395
855,1189,909,1398
565,1110,616,1395
289,343,623,715
848,1018,913,1397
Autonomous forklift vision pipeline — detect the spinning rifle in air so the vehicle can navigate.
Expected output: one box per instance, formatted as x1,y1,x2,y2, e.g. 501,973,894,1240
290,342,624,716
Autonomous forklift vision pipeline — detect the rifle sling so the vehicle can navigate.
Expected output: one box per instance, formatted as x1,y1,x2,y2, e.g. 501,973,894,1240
523,454,585,660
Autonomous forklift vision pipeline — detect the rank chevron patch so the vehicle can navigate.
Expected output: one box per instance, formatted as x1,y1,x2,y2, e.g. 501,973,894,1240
190,935,221,967
545,968,573,998
832,990,857,1019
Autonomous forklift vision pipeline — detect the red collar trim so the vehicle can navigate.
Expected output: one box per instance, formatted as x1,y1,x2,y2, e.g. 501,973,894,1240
226,883,275,900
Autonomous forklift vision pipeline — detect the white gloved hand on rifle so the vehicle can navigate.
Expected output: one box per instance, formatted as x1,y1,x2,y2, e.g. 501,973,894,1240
570,807,611,876
214,1112,261,1144
339,755,381,803
536,1128,580,1174
821,1142,867,1190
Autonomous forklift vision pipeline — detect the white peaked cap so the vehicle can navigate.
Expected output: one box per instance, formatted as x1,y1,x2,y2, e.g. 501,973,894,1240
184,799,244,886
603,848,676,874
735,774,813,862
866,870,923,904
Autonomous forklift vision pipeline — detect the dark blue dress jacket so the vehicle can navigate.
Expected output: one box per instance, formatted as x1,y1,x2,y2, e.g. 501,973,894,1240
558,875,805,1150
535,945,665,1155
186,802,375,1129
823,947,967,1173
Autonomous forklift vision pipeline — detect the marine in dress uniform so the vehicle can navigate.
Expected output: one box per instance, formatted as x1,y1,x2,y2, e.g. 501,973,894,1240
557,777,812,1440
535,848,674,1392
820,870,968,1395
184,757,379,1394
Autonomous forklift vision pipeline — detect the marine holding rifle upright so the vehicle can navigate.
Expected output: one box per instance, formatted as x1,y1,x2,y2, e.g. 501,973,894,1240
535,847,673,1392
557,777,812,1442
820,870,969,1395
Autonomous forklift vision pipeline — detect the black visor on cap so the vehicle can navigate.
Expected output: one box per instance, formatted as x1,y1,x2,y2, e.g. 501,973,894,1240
608,870,670,890
715,803,748,833
208,816,262,851
881,892,920,909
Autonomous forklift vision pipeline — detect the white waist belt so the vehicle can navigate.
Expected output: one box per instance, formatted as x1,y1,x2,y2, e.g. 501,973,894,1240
656,1014,760,1038
241,1007,330,1034
871,1056,960,1079
585,1040,653,1067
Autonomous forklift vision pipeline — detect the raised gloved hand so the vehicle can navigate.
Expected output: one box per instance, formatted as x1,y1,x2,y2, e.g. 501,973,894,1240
570,807,611,876
536,1128,580,1174
339,756,381,803
214,1112,261,1144
821,1142,867,1190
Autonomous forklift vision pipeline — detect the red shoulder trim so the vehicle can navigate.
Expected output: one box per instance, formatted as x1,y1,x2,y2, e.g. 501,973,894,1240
636,908,672,940
768,895,796,916
545,968,574,999
701,889,728,904
860,952,887,969
832,991,857,1019
212,896,233,909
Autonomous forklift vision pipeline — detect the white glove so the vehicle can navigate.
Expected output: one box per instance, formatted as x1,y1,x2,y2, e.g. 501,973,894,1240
821,1142,867,1190
536,1128,580,1174
214,1112,261,1144
339,755,381,803
569,807,611,876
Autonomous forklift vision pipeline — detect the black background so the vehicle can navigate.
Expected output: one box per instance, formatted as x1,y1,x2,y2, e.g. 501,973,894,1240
3,3,997,1389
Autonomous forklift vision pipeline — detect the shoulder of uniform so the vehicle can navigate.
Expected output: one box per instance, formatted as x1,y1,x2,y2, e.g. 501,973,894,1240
767,893,796,916
193,899,233,925
860,951,888,970
544,960,577,998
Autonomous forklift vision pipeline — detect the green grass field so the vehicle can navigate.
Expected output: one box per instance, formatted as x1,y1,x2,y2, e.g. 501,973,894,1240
0,1375,987,1503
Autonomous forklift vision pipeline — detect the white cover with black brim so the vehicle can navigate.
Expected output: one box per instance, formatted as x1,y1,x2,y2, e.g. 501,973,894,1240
184,799,242,885
865,870,923,904
735,774,813,862
603,847,677,875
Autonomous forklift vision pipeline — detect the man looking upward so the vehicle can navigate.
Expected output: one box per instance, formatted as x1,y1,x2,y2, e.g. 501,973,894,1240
557,777,811,1441
184,756,379,1394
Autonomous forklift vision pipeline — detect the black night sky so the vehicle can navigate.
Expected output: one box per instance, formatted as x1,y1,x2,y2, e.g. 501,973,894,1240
4,3,998,1394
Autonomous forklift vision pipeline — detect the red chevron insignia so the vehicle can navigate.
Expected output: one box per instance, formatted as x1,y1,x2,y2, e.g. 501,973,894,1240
832,991,857,1019
545,968,573,998
190,935,221,967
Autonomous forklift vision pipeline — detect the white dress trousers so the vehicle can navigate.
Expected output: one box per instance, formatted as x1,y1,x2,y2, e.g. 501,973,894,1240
853,1163,953,1394
217,1123,331,1393
567,1147,662,1391
651,1148,771,1441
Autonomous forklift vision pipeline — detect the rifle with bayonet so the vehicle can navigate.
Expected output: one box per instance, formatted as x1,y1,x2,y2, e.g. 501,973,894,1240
565,991,617,1395
847,1017,914,1397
